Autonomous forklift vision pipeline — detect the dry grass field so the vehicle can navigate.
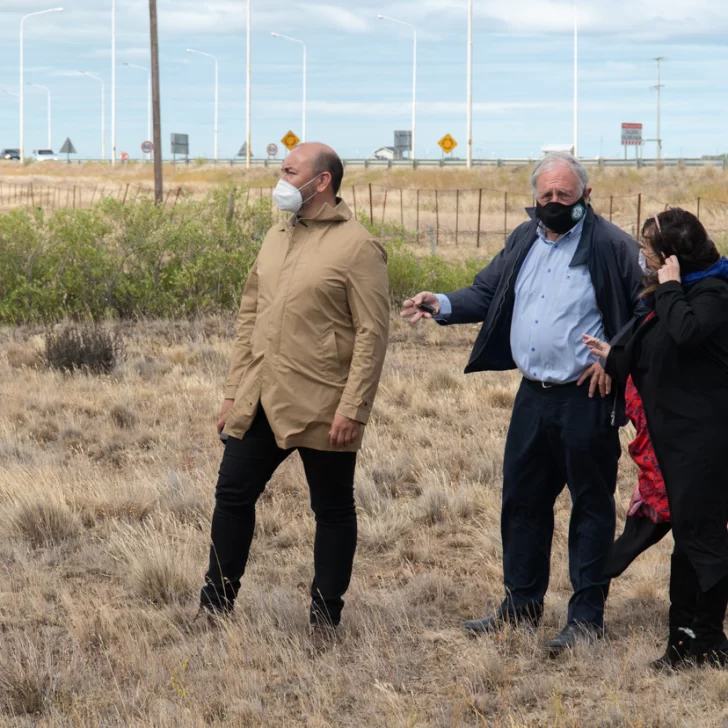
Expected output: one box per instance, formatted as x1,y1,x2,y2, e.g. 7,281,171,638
2,315,728,727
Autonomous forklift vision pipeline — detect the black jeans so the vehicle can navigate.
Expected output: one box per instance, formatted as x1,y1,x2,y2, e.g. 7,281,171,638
501,378,620,627
200,407,357,626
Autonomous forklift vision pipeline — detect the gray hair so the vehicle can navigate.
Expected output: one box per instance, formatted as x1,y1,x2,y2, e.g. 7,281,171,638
530,152,589,198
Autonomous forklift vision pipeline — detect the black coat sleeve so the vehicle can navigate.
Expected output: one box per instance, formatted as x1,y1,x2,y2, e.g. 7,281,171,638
655,281,728,348
605,317,638,383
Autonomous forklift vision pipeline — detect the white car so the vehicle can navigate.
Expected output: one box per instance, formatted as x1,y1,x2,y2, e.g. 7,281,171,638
32,149,58,162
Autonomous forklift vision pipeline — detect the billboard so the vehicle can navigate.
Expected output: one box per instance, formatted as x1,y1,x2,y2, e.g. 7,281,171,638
171,133,189,155
621,123,643,146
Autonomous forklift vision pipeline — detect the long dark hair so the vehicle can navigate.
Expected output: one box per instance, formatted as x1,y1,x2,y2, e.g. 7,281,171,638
650,207,719,273
639,209,719,301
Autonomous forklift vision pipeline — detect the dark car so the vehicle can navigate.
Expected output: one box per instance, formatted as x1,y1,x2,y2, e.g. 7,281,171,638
1,148,20,161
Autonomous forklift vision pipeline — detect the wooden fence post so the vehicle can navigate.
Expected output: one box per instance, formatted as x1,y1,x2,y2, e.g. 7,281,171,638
381,188,388,225
455,189,460,245
636,193,642,236
368,183,373,223
400,188,404,230
30,183,35,208
122,183,130,205
697,197,701,220
73,185,77,209
351,185,357,220
609,195,614,222
416,189,420,242
476,188,483,248
435,189,440,247
504,191,508,241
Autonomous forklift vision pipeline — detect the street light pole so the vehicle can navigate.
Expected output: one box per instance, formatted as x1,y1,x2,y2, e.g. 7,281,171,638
271,33,308,142
186,49,219,160
28,83,52,149
81,72,106,161
377,15,417,164
19,7,63,162
112,0,117,165
122,62,152,160
246,0,252,168
466,0,473,168
573,0,578,158
271,33,307,142
653,56,665,160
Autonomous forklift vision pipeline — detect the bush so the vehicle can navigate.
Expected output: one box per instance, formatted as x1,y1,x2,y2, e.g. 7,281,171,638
0,187,269,323
0,189,484,322
43,324,124,374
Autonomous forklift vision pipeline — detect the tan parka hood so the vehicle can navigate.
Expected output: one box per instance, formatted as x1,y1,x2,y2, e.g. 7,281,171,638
222,198,390,452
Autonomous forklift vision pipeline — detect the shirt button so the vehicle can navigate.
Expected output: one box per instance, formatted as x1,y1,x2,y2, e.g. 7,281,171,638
531,348,535,352
547,269,552,273
535,320,539,324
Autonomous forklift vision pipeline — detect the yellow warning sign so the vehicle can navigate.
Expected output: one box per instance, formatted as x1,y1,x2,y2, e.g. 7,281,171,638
438,133,458,154
281,131,301,151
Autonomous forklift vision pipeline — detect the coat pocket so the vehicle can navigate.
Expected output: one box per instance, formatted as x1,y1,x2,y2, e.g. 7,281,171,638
321,328,345,383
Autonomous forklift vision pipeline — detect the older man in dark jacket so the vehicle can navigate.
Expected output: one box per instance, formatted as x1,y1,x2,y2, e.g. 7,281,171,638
402,152,641,655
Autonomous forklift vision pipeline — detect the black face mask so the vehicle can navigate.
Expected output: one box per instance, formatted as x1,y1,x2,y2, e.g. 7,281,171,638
535,198,587,235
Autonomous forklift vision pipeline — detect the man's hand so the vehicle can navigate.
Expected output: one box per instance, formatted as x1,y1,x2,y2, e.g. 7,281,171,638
329,413,361,448
400,292,440,324
582,334,611,360
217,398,234,434
577,361,612,399
658,255,681,284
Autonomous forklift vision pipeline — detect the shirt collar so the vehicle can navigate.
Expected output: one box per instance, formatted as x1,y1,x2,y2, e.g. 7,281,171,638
536,216,586,245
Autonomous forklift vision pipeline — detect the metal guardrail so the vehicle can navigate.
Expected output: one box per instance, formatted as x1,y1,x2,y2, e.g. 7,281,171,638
4,157,727,169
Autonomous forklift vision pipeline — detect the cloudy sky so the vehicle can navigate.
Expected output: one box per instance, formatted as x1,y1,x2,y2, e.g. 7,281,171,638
0,0,726,160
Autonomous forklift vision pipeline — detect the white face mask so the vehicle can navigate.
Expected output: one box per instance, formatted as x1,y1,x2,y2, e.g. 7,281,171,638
638,251,650,275
272,173,323,213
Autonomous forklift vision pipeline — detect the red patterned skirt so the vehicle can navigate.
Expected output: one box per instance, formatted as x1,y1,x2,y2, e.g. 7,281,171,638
625,376,670,523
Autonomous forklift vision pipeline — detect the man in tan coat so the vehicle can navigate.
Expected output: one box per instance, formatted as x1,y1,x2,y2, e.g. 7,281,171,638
199,142,390,632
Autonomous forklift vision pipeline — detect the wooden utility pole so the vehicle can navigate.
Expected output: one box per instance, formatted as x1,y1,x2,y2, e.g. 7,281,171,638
149,0,163,204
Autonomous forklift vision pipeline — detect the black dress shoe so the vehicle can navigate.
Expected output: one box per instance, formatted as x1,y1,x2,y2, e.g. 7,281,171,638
545,622,604,657
462,602,543,635
651,627,695,671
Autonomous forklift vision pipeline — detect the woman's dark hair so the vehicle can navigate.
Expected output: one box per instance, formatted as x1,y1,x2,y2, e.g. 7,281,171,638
649,207,719,273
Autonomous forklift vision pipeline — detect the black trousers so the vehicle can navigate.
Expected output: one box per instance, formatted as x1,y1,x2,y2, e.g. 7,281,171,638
501,378,620,627
200,408,357,626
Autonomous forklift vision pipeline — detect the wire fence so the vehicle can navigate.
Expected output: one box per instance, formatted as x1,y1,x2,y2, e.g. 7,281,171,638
3,180,728,250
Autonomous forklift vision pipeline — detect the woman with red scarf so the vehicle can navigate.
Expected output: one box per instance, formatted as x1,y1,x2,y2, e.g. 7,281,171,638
586,208,728,670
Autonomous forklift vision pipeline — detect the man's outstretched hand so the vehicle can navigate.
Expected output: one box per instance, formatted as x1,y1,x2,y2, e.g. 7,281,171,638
400,292,440,324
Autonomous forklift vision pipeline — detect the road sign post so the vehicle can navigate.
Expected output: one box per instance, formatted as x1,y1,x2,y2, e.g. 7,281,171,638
59,137,77,164
281,131,300,153
438,133,458,157
170,133,189,167
141,140,154,154
266,143,279,158
621,123,643,160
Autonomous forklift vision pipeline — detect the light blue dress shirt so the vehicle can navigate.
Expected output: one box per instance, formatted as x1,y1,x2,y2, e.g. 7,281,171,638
436,218,605,384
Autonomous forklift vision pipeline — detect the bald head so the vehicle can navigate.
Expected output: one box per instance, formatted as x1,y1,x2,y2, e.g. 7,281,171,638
286,142,344,195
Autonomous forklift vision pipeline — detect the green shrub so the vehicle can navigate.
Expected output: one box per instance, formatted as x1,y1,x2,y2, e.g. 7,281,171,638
0,188,484,322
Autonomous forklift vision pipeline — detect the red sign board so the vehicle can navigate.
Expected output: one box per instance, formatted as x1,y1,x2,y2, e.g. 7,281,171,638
141,140,154,154
621,123,643,146
120,152,129,161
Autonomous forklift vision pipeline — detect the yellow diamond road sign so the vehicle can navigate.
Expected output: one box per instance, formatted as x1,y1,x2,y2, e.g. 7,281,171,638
438,133,458,154
281,131,301,151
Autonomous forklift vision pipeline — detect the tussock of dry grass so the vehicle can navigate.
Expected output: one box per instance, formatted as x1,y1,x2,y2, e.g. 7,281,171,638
0,315,726,726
